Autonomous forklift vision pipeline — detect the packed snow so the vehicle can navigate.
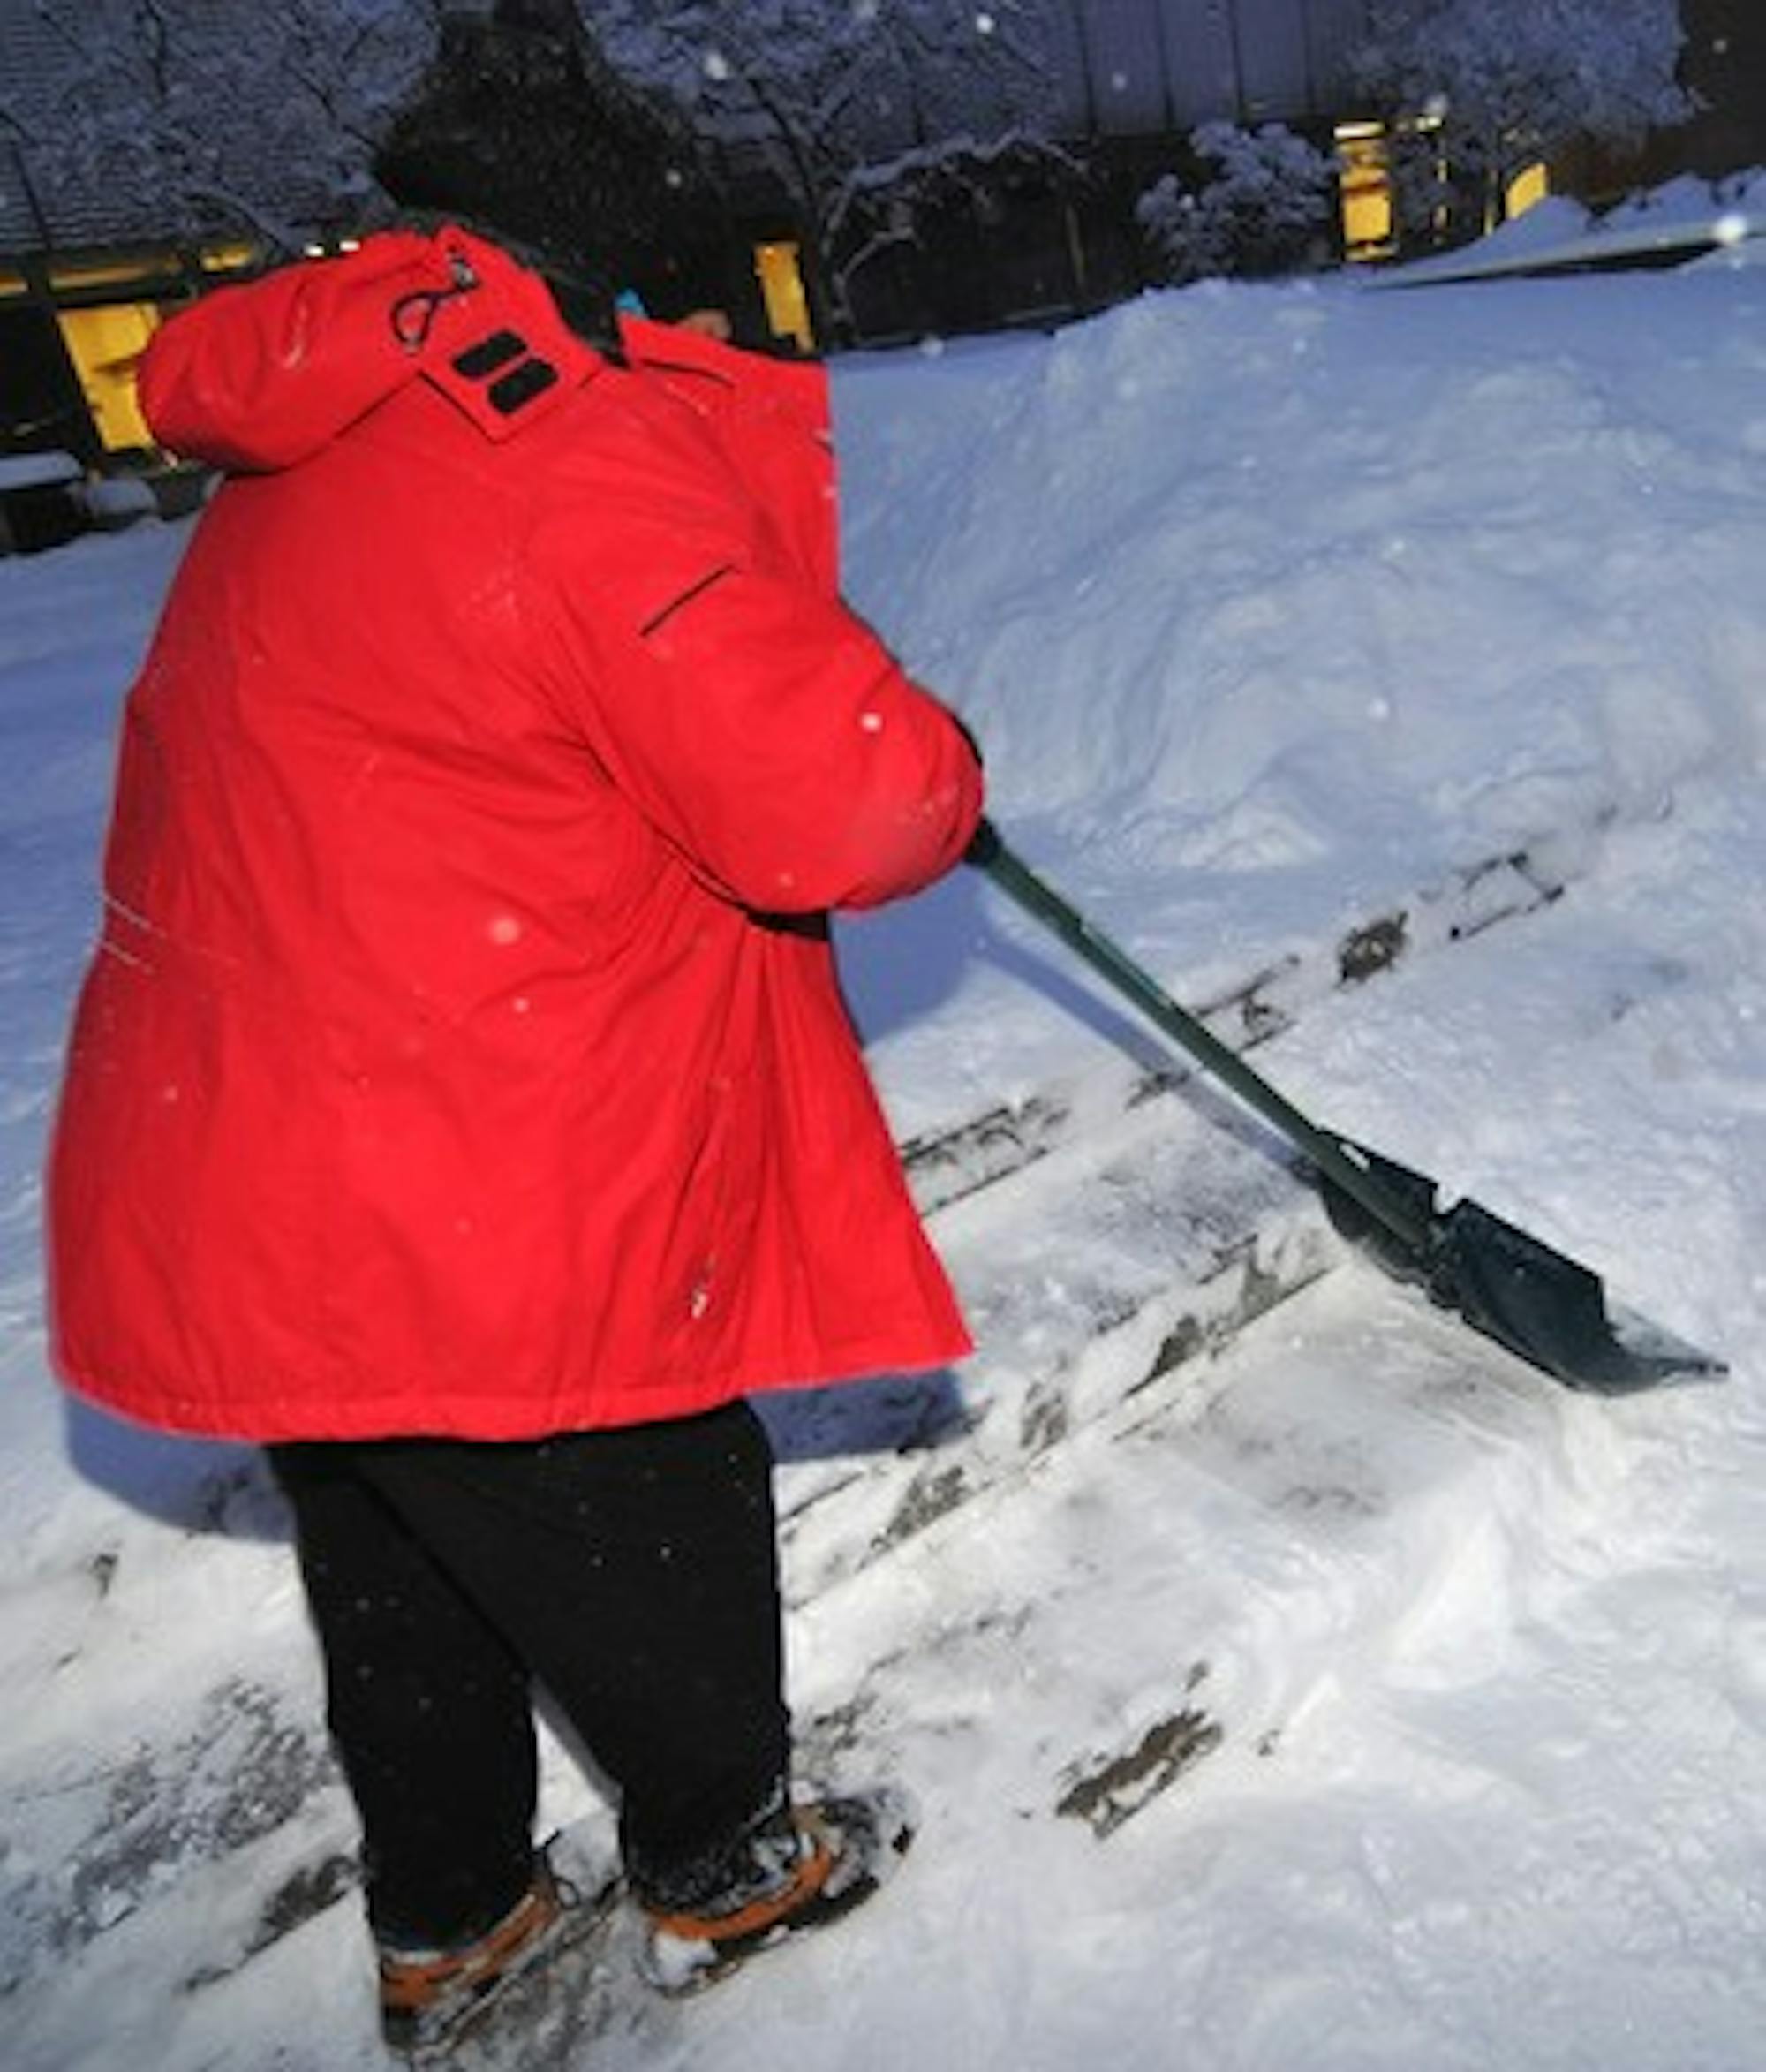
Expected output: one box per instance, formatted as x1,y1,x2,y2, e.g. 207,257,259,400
5,216,1766,2069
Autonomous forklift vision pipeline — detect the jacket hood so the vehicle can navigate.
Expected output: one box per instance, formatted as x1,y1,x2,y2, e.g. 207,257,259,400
140,228,602,473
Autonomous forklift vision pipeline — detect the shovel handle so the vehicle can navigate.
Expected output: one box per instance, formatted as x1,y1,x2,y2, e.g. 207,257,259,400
969,820,1433,1253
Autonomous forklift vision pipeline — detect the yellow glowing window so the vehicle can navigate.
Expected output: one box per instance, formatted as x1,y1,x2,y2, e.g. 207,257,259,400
200,242,260,274
754,241,814,353
49,258,162,292
1336,123,1396,261
1505,161,1551,221
57,301,162,451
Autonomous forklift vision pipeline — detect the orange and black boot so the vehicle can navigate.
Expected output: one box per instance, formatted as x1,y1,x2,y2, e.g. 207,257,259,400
638,1785,915,1997
377,1854,579,2055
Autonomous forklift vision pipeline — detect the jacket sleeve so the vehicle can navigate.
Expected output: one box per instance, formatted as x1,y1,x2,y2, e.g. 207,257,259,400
522,484,984,917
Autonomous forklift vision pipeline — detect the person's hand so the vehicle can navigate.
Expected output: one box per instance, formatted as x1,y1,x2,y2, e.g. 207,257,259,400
964,817,1001,867
676,308,733,341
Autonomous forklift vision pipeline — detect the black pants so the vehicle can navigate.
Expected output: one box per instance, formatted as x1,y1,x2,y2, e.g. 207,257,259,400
268,1401,791,1949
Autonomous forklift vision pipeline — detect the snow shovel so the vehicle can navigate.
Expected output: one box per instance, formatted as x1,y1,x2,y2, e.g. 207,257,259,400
967,820,1723,1393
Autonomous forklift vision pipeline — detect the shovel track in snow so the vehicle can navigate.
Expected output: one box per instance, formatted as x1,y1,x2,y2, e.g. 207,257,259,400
899,833,1566,1215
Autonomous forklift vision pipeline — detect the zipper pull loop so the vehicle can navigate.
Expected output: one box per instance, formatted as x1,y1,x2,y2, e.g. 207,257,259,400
389,248,482,352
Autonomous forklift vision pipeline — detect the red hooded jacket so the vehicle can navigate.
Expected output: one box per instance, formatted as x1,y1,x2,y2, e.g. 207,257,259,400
47,228,983,1441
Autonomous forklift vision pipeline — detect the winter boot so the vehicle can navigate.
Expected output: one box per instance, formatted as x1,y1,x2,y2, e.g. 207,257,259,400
637,1784,915,1998
378,1852,579,2056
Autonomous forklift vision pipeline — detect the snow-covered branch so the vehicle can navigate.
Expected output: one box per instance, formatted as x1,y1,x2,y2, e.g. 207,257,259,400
2,0,441,250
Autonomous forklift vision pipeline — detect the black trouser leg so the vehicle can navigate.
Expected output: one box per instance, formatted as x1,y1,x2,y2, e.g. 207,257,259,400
268,1443,540,1948
269,1401,791,1945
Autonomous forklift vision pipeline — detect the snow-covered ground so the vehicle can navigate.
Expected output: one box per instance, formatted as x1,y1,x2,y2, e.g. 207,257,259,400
5,214,1766,2068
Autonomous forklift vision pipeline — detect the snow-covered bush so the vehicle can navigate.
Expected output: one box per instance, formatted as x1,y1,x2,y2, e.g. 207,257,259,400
1136,122,1338,287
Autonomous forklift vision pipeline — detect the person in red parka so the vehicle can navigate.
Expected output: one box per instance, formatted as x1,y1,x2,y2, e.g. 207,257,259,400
46,21,983,2053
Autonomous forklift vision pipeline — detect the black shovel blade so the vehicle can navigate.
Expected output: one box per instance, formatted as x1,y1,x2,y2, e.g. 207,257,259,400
1316,1141,1724,1394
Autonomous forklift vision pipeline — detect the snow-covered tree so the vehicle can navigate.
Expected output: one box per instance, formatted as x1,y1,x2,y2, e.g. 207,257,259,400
371,4,715,316
1,0,442,252
1137,122,1338,287
592,1,1070,337
1353,0,1692,239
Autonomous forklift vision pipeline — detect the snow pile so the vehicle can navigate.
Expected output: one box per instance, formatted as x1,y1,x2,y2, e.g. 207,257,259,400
1603,165,1766,235
844,270,1763,858
834,253,1766,1131
5,241,1766,2068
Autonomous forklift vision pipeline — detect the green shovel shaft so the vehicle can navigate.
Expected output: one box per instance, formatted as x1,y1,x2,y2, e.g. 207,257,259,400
970,824,1434,1253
